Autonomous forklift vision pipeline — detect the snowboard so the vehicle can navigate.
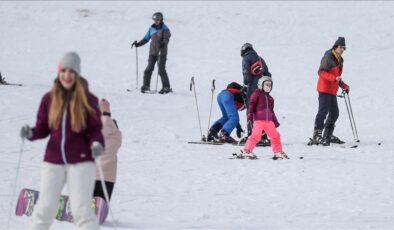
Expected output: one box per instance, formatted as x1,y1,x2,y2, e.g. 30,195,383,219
15,188,108,224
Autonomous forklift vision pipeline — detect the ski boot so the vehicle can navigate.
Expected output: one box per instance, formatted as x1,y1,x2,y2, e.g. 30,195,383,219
330,135,345,144
238,136,248,145
320,127,334,146
219,130,237,144
203,123,223,143
158,87,173,94
237,149,257,159
0,72,7,84
257,134,271,147
140,85,151,93
307,128,323,146
204,129,219,142
273,152,289,160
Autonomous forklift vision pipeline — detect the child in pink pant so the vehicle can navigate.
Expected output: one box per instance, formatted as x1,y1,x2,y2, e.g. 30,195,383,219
240,76,289,159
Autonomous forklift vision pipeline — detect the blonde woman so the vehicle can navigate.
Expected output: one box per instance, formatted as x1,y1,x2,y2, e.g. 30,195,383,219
21,52,104,229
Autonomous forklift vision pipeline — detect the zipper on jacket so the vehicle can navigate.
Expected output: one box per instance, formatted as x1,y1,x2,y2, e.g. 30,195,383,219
265,94,269,120
60,106,68,165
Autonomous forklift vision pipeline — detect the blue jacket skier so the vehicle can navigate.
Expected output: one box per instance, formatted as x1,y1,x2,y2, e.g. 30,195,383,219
132,12,172,94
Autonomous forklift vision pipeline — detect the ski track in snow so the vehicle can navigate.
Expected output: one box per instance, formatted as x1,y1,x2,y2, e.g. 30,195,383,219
1,1,394,229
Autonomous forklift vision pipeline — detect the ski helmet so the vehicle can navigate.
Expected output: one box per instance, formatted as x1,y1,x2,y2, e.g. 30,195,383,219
241,43,253,56
257,76,273,92
152,12,163,21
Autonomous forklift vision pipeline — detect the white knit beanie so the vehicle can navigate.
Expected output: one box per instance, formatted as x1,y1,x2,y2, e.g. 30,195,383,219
58,52,81,75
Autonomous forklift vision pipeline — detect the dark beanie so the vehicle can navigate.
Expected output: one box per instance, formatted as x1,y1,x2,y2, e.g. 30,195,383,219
333,37,346,48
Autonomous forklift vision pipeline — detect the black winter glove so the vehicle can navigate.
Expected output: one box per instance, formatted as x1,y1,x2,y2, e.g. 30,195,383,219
159,42,165,48
247,120,253,136
236,123,244,138
131,40,140,48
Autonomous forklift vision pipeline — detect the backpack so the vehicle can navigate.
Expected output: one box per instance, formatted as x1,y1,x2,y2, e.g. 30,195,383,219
250,58,264,76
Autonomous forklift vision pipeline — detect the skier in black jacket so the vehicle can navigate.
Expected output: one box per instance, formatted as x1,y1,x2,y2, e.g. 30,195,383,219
240,43,272,146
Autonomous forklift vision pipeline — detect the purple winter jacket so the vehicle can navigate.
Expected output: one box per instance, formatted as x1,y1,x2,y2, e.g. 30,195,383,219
29,91,104,164
247,89,279,127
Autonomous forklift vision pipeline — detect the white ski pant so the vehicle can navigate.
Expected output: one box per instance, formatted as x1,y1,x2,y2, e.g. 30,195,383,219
30,161,99,230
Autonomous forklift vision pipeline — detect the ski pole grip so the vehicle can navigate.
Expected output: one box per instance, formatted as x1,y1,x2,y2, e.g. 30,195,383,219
212,79,215,92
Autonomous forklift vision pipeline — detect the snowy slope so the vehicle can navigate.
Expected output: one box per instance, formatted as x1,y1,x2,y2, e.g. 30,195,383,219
1,1,394,229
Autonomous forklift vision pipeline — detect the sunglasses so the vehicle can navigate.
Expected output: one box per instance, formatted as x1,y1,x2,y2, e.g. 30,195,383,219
339,46,346,50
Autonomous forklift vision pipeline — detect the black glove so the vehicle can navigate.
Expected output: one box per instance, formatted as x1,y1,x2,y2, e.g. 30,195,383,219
131,40,139,48
247,120,253,136
20,124,32,139
91,141,104,159
236,123,244,138
159,42,165,48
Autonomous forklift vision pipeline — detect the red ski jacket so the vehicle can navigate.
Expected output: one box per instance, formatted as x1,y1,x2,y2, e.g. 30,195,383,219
317,49,348,95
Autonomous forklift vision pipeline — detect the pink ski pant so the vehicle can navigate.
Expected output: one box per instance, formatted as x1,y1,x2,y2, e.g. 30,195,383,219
244,120,283,153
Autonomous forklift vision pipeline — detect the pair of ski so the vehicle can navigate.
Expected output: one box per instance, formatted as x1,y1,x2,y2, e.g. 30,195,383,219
229,152,258,160
15,188,108,224
188,140,269,147
228,153,291,160
307,138,359,148
126,88,158,94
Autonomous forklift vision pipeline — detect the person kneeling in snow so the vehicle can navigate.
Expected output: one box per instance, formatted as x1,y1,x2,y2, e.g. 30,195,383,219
206,82,246,143
94,99,122,201
238,76,289,159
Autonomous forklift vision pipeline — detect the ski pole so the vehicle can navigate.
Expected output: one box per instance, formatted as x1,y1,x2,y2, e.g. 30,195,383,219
190,77,203,140
96,155,118,229
135,47,139,90
342,91,358,142
155,71,159,93
7,138,25,229
206,79,216,141
345,92,359,142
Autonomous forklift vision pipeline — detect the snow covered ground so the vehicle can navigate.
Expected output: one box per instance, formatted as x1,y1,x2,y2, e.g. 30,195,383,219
1,1,394,229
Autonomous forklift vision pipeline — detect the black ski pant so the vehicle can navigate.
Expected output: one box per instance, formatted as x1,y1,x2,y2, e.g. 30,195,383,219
314,92,339,130
143,54,170,89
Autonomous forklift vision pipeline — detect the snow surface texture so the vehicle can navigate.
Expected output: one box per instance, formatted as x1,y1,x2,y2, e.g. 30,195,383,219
1,1,394,229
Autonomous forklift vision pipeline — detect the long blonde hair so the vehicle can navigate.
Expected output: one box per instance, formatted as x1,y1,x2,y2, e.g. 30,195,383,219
48,76,96,133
